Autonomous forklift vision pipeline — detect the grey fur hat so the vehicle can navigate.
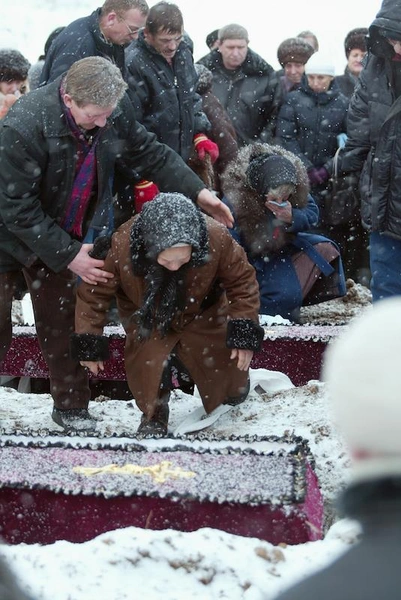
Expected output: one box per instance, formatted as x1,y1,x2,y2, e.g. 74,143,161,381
277,37,314,67
0,48,30,82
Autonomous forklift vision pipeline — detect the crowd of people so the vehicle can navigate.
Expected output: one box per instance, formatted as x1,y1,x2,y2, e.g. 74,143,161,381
2,0,401,597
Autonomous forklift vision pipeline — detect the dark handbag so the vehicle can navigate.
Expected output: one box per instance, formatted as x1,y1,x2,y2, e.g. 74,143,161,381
323,148,360,226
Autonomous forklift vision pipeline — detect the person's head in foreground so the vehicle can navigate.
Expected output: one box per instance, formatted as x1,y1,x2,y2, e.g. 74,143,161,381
323,297,401,484
62,56,127,129
273,298,401,600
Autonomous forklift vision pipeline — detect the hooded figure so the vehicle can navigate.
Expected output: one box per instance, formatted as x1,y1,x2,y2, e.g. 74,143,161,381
222,144,345,320
339,0,401,302
72,193,263,436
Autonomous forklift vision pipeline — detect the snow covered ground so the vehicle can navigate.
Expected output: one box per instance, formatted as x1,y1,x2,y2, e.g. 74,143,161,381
0,330,362,600
0,283,371,599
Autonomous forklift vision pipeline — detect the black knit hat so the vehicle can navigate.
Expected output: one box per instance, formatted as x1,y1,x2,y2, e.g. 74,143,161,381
0,49,30,82
277,37,314,67
344,27,368,58
246,155,297,196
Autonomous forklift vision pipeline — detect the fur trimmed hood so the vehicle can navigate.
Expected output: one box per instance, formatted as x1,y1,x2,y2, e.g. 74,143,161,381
221,143,310,256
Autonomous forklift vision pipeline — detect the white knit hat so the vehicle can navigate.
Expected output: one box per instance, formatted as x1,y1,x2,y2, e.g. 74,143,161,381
305,52,335,76
323,298,401,482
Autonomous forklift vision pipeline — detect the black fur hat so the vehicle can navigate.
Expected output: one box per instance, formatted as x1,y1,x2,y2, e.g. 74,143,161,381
277,37,314,67
0,49,30,82
344,28,368,57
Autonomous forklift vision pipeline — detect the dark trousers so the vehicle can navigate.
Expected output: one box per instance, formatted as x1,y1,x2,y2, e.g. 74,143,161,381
0,264,90,409
370,232,401,302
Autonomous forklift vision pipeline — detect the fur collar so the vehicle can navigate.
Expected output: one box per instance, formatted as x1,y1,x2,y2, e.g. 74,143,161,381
221,143,310,256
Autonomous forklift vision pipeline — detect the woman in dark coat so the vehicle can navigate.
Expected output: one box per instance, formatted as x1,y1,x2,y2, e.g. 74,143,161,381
276,55,349,219
276,54,369,282
72,194,263,436
221,144,345,321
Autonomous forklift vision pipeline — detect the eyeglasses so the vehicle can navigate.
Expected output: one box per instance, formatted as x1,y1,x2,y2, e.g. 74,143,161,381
119,16,141,37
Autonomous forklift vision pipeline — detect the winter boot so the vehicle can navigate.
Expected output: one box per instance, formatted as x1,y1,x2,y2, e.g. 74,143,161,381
137,392,170,437
223,378,251,406
52,407,97,433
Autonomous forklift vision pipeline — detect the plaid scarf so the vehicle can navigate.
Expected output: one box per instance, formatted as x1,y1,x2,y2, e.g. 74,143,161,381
60,83,101,238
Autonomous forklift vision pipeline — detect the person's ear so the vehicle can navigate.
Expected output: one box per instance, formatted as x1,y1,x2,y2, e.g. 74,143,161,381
63,93,73,109
105,11,117,27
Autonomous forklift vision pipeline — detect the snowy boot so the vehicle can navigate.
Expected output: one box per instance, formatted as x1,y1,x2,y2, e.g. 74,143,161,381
137,392,170,437
52,407,97,433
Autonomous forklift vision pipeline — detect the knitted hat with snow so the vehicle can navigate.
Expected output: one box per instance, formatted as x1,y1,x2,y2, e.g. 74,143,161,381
130,193,209,340
323,298,401,482
246,154,297,196
344,27,368,58
130,192,209,273
277,37,314,67
305,52,335,76
0,48,30,82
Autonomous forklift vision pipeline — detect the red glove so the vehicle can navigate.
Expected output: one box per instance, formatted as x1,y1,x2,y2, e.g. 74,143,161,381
193,133,219,163
134,180,160,213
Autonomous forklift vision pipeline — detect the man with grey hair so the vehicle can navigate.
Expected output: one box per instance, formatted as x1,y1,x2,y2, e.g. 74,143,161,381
197,23,277,146
0,56,232,433
40,0,149,84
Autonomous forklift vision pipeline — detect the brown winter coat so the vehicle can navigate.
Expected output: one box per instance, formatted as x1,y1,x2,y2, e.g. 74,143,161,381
74,216,261,417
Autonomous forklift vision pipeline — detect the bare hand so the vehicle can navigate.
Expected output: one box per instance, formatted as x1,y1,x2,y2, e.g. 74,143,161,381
80,360,104,375
230,349,253,371
266,201,292,224
68,244,114,285
196,189,234,228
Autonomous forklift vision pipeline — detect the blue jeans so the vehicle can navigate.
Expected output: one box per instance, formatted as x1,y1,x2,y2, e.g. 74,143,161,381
370,232,401,302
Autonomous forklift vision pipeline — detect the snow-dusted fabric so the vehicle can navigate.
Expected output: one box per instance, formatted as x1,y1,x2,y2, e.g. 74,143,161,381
323,297,401,481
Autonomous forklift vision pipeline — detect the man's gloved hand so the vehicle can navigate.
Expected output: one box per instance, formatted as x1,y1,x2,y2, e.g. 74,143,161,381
308,167,330,186
193,133,219,163
134,179,160,213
